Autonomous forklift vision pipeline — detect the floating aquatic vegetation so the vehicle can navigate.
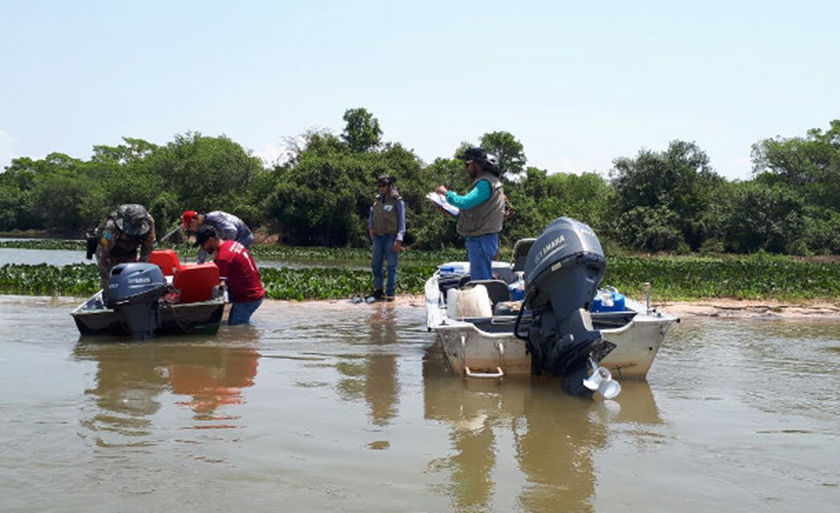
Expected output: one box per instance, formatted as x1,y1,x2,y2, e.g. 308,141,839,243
2,250,840,301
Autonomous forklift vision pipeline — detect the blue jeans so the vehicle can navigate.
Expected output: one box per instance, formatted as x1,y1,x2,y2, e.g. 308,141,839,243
372,234,398,296
465,233,499,281
229,296,263,325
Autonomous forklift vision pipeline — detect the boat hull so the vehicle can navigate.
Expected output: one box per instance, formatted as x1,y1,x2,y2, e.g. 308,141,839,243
71,292,225,338
425,269,678,380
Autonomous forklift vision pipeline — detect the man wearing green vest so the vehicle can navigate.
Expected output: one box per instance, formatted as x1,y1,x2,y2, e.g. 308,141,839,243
435,147,506,281
367,174,406,301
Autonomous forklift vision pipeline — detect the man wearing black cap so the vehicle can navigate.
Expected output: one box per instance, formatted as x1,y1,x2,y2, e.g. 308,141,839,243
435,147,505,281
367,174,406,301
195,225,265,325
94,204,156,299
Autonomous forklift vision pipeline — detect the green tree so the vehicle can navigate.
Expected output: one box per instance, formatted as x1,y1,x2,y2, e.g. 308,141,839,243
264,132,371,246
341,108,383,153
722,181,808,254
751,119,840,212
479,131,527,178
0,158,40,230
611,140,724,251
91,137,159,164
144,132,265,216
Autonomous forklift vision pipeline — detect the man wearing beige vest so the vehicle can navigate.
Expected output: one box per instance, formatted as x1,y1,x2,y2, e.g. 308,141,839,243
435,147,506,281
367,174,406,301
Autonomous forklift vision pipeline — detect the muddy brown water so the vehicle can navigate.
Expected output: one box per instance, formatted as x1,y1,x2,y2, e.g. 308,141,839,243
1,295,839,512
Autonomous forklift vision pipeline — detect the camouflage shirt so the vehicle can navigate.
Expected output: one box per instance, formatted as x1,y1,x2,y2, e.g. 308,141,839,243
95,211,156,274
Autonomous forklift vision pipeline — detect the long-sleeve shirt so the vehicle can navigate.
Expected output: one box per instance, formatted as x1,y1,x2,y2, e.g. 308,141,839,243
368,196,407,242
214,240,265,303
445,180,492,210
204,211,252,244
197,211,253,263
95,215,156,277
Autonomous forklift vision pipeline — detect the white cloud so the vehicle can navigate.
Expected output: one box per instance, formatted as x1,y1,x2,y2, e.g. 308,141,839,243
0,130,18,170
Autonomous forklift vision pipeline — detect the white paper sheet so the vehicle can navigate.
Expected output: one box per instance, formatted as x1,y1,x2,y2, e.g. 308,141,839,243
426,192,459,216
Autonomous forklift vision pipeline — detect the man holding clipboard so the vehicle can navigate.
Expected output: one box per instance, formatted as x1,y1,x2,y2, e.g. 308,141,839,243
433,147,506,281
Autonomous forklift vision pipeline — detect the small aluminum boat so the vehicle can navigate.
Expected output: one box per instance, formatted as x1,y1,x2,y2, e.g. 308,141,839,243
425,217,679,398
71,250,225,339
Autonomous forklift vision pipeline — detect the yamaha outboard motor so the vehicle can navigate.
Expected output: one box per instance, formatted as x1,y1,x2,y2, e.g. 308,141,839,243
106,263,168,340
518,217,617,396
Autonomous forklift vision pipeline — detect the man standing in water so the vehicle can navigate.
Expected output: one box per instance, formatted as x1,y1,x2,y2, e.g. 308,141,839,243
194,225,265,325
367,174,406,302
435,147,506,281
182,210,254,263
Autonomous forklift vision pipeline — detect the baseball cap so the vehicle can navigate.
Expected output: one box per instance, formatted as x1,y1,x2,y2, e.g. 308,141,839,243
182,211,198,230
457,147,488,162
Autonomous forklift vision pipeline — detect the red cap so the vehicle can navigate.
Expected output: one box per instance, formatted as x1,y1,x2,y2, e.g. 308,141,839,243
182,211,198,230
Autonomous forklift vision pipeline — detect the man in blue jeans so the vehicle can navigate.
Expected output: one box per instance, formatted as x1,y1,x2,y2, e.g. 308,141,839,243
367,174,406,302
194,225,265,325
435,147,506,281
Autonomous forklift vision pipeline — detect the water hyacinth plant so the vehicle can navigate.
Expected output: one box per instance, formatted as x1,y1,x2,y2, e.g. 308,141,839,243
2,243,840,302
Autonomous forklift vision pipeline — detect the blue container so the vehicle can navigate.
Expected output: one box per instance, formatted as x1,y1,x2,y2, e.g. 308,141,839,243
508,277,525,301
439,262,467,276
591,288,626,312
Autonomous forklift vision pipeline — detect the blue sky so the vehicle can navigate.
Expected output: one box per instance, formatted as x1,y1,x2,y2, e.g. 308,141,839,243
1,0,838,181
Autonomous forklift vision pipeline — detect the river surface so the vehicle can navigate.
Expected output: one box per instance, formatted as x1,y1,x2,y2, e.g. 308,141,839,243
1,294,839,512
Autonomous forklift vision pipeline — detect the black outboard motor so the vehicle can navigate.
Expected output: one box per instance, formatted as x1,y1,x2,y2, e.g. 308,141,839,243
519,217,617,396
106,263,168,340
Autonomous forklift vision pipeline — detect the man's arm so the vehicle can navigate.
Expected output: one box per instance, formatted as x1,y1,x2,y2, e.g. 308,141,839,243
139,217,156,262
445,180,492,210
396,200,406,242
95,223,116,271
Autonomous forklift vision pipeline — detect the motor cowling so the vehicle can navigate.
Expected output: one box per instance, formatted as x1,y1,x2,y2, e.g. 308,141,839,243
106,263,168,340
521,217,616,396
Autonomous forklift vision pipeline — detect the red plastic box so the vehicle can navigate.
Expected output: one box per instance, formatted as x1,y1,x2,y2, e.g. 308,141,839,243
148,250,181,276
173,263,220,303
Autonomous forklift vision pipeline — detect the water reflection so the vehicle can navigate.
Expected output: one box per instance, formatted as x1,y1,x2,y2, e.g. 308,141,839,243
423,344,662,512
335,304,400,426
73,332,260,446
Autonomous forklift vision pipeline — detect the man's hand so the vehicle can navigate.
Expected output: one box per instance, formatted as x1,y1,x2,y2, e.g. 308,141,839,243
435,185,448,195
392,240,402,252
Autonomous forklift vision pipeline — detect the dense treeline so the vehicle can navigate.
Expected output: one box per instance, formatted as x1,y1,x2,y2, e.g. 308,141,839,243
2,109,839,256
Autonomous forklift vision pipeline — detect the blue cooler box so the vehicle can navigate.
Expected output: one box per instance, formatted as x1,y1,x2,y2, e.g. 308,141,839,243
591,288,626,312
508,277,525,301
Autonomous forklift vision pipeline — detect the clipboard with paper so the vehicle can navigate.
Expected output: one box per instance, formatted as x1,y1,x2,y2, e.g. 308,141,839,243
426,192,459,216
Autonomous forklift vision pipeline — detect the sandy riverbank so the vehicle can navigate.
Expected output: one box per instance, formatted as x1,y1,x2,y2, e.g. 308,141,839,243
303,294,840,320
657,299,840,319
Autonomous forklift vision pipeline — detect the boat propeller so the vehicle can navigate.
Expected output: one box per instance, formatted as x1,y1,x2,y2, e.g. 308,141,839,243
583,358,621,399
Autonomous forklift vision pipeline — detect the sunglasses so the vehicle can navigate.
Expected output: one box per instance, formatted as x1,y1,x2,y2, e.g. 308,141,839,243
464,159,474,166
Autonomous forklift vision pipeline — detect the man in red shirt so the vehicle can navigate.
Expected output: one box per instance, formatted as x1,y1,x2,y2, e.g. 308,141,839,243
194,225,265,325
